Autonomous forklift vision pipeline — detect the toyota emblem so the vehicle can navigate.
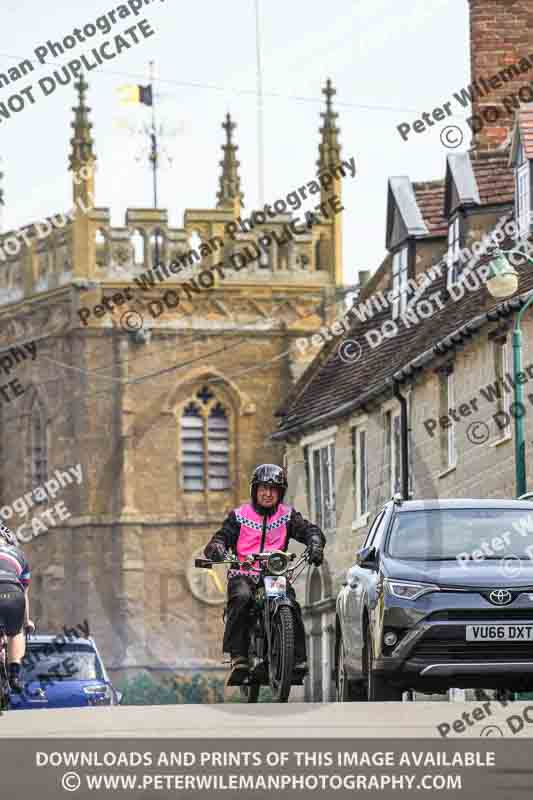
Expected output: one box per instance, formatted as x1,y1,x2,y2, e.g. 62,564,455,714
489,589,513,606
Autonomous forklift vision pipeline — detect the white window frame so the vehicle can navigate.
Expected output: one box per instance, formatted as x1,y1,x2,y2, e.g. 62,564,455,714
494,340,511,440
446,215,461,288
389,410,402,496
517,159,531,239
392,246,408,319
439,370,457,471
405,388,415,498
307,436,336,532
447,372,456,468
351,424,369,525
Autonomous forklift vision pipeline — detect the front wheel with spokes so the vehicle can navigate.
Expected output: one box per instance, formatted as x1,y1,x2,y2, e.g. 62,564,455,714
269,606,295,703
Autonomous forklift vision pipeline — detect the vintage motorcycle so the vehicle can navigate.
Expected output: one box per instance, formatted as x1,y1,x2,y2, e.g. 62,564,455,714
195,548,310,703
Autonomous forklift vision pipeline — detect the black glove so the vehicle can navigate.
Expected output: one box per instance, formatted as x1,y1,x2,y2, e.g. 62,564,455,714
309,541,324,567
205,541,226,562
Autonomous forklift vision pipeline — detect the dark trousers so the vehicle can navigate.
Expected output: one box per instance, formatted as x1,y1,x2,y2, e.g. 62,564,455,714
223,575,307,662
0,581,25,637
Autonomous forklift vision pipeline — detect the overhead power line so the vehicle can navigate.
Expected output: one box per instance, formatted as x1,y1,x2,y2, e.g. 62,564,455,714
0,51,436,117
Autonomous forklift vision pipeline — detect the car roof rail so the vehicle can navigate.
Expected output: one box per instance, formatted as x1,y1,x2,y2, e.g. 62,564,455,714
518,492,533,501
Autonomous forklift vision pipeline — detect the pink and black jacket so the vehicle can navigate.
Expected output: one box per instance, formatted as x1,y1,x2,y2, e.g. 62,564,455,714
0,530,31,591
205,503,325,580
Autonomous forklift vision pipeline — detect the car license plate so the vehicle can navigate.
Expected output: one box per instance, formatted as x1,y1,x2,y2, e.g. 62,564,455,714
264,576,287,597
466,624,533,641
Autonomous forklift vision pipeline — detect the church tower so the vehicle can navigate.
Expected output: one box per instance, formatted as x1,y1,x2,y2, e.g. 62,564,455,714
0,77,347,684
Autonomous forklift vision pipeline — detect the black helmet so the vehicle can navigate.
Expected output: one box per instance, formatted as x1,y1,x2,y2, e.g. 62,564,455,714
250,464,288,506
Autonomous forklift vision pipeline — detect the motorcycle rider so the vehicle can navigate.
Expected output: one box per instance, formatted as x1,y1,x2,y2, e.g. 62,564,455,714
204,464,325,675
0,523,34,692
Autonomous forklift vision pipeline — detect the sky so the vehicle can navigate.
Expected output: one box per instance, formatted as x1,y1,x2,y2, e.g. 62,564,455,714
0,0,472,289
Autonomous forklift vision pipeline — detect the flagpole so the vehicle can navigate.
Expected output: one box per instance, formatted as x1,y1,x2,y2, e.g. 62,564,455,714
254,0,265,207
149,60,160,269
149,60,158,210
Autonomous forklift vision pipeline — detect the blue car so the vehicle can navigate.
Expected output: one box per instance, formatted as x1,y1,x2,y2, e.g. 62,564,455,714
9,634,121,710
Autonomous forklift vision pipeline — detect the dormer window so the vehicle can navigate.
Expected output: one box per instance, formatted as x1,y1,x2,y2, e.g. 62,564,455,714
392,245,408,319
516,142,531,238
446,213,462,287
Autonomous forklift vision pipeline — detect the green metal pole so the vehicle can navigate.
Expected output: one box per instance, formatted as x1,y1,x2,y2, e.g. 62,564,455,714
513,291,533,497
513,327,526,497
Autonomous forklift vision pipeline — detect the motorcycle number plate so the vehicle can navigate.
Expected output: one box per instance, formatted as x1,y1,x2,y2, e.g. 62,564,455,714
264,576,287,597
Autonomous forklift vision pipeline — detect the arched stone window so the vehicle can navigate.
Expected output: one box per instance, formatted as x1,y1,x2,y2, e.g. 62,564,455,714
95,228,107,267
150,229,165,267
315,237,323,270
37,240,49,282
131,229,146,265
25,395,48,492
188,231,202,252
180,386,231,492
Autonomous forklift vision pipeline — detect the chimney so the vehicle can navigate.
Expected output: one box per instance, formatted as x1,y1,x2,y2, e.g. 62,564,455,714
468,0,533,152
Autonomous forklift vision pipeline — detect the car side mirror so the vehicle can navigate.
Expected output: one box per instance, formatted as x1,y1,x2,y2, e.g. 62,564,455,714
356,546,378,570
116,691,123,704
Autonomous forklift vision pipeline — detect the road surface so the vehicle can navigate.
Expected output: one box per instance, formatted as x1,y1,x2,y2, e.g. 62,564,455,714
0,699,530,738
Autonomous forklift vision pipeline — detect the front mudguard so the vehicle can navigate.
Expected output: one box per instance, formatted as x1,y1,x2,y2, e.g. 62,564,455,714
270,595,296,615
264,596,297,654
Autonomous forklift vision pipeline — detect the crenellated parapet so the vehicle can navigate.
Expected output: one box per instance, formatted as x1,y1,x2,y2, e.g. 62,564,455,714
0,77,345,316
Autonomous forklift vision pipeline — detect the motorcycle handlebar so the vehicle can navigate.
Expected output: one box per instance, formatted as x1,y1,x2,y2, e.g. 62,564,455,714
194,549,310,570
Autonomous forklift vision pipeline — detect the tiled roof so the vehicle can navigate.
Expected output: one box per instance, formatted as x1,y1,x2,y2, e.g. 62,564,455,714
470,151,514,206
273,214,530,440
412,180,447,238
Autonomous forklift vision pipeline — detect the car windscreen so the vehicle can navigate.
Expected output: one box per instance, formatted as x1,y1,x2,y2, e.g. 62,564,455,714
22,645,103,682
386,508,533,560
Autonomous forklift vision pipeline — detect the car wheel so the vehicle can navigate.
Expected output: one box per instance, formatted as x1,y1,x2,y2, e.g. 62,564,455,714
335,634,366,702
365,628,403,702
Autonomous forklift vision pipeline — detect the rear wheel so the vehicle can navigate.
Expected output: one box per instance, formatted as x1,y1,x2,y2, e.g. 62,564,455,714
0,665,9,712
269,606,295,703
335,635,366,702
365,629,403,701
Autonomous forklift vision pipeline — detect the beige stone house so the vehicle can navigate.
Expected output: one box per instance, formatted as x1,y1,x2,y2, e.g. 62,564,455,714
0,76,349,683
273,0,533,701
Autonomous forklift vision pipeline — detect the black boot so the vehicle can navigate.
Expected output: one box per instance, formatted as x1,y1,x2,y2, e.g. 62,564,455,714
8,662,23,693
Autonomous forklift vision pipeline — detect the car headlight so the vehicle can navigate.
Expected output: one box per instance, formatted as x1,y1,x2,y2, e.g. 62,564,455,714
384,579,440,600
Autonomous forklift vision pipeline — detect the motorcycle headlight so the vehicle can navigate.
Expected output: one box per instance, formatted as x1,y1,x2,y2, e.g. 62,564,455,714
384,579,440,601
267,553,289,575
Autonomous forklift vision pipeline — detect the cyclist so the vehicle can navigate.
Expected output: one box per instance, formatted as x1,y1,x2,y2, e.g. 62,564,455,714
204,464,325,676
0,523,34,692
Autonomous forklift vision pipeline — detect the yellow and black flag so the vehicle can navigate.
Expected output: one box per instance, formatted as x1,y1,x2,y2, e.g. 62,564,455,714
118,84,153,106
